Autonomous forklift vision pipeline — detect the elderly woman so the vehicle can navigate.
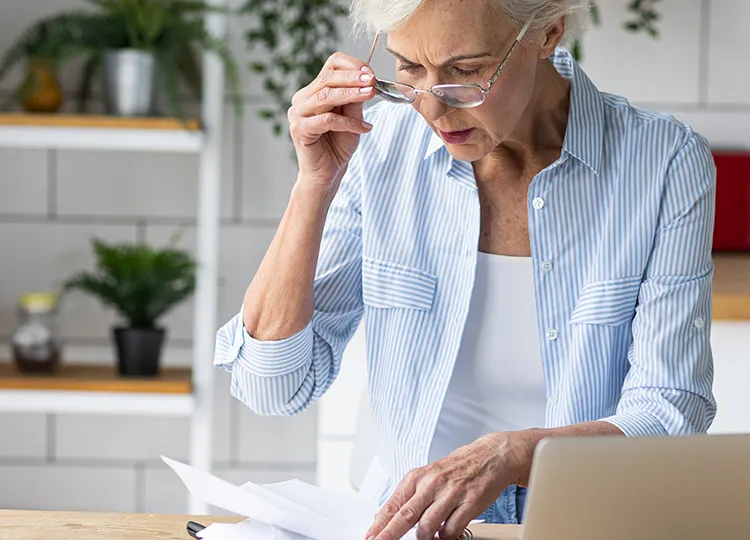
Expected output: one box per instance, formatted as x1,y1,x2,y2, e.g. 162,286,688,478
215,0,716,537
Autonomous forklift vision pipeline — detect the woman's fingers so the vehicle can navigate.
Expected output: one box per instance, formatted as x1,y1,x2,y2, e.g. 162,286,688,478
373,493,433,540
299,84,375,116
415,492,463,540
292,112,372,143
311,66,375,94
366,475,418,540
293,52,373,103
438,503,476,540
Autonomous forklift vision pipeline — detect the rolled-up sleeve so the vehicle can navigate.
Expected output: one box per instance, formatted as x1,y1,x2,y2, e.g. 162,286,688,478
601,133,717,436
214,136,368,416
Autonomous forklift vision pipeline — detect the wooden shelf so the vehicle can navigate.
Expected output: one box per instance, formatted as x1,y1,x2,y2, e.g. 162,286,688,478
0,363,192,394
0,113,201,131
713,254,750,321
0,113,204,153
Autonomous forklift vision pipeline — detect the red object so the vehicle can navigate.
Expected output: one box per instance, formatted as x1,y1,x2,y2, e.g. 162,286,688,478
712,151,750,252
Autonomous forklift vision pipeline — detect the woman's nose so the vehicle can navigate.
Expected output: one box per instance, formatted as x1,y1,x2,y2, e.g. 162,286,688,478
415,91,451,123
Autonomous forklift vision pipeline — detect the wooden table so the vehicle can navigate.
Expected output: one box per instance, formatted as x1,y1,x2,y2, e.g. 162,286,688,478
713,253,750,321
0,511,521,540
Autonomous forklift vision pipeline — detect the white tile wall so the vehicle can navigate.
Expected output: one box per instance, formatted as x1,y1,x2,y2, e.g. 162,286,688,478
237,406,318,465
707,1,750,105
0,463,137,511
708,323,750,435
54,106,237,220
54,371,234,463
580,0,703,104
666,110,750,150
0,223,136,342
56,150,200,219
0,414,47,459
240,108,300,221
0,149,48,215
319,326,368,438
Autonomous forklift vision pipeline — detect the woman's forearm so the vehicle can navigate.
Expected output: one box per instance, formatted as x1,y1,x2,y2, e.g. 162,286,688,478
242,176,336,341
507,421,624,486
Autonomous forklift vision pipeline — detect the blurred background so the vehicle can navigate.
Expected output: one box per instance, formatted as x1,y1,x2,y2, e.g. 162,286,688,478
0,0,748,515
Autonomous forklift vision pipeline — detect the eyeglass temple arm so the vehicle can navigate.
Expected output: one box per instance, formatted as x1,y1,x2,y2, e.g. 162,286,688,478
366,33,380,65
485,18,534,91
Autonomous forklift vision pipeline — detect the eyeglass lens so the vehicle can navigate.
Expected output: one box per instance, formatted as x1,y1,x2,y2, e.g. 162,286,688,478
431,85,485,107
374,80,484,107
374,80,415,103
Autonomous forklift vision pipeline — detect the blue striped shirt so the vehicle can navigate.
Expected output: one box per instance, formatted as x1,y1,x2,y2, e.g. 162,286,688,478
216,49,717,500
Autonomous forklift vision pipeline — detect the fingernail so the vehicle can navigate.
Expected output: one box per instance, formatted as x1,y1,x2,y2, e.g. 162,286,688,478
360,73,373,83
362,121,373,130
360,86,374,93
366,536,377,540
361,65,373,73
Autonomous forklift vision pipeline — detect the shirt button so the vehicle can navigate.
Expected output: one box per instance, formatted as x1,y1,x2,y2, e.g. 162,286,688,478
541,260,553,272
546,328,558,341
532,197,545,210
694,317,705,329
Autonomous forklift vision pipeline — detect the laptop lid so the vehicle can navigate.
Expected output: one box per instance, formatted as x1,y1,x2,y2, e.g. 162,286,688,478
521,434,750,540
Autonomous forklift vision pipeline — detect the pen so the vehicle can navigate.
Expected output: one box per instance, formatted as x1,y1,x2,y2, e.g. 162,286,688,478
186,520,206,538
186,520,471,540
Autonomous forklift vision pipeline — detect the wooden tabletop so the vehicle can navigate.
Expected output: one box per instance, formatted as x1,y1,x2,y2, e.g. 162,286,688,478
713,253,750,321
0,511,521,540
0,364,192,393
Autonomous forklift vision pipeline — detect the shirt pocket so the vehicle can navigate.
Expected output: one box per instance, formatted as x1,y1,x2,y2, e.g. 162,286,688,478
569,275,642,326
362,256,437,310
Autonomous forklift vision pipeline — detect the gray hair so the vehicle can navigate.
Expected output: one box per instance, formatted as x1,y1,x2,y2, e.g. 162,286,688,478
350,0,592,46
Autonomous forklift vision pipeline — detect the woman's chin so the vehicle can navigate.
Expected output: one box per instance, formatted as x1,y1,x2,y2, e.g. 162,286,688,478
446,143,488,163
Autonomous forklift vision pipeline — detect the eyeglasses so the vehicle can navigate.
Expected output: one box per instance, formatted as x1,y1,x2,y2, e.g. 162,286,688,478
365,18,533,109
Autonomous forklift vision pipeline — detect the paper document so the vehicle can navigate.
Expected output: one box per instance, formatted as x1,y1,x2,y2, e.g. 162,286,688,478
162,456,384,540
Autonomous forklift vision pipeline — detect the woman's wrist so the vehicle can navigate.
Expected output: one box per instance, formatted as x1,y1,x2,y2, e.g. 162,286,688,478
490,428,546,487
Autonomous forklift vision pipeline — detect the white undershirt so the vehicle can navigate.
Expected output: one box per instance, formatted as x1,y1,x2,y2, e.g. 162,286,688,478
429,252,547,462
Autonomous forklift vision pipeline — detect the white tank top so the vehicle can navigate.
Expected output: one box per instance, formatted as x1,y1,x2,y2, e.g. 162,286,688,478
429,252,547,462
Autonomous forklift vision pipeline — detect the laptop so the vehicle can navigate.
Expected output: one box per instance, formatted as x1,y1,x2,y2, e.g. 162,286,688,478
521,434,750,540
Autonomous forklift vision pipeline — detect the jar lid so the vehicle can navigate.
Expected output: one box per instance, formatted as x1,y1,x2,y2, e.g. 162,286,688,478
20,292,57,312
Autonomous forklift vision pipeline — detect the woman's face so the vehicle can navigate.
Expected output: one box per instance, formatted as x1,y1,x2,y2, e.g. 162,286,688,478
386,0,549,162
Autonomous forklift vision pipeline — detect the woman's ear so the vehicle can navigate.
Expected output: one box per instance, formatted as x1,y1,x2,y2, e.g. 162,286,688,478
538,16,566,58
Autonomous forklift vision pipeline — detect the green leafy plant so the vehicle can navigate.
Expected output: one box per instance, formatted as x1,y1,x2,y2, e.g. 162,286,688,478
622,0,662,37
77,0,242,119
63,237,197,329
0,13,95,107
241,0,349,136
573,0,662,60
0,0,242,121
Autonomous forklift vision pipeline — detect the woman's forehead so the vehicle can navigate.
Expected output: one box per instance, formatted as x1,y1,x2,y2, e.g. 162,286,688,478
386,0,514,53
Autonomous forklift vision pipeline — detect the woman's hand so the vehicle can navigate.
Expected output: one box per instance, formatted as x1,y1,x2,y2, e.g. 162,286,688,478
288,52,376,191
365,433,533,540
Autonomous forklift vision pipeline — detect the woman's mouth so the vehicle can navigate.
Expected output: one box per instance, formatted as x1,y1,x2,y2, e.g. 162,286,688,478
438,128,475,145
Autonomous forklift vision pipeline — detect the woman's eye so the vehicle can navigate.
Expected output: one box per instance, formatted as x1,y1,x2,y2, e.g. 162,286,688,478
454,67,481,77
398,64,422,74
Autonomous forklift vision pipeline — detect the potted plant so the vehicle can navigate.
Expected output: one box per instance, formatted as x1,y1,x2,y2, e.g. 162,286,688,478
0,0,242,122
0,14,91,112
77,0,242,119
63,237,197,377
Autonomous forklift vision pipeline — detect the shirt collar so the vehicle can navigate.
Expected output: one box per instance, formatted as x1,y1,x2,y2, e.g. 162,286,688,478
423,49,604,176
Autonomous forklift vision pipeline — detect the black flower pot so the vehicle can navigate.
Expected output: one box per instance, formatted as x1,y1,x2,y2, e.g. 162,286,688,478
113,327,166,377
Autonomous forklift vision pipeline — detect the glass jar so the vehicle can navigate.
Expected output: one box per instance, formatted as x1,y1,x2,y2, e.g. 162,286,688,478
12,293,61,374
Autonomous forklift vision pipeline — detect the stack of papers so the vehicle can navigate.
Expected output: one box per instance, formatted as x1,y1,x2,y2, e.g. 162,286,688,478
163,456,398,540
